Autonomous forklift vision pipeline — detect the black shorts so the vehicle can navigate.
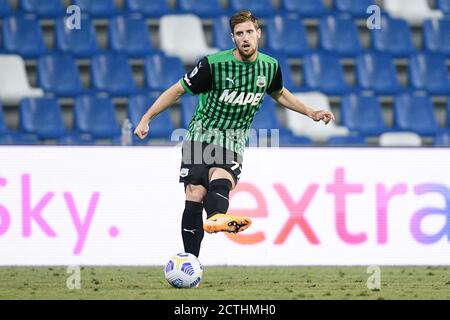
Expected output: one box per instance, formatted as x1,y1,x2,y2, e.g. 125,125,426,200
179,141,243,189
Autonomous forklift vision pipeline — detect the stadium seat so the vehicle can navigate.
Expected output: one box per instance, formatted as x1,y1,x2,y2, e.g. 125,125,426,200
128,94,174,140
213,16,235,51
180,95,198,128
383,0,443,25
327,135,367,146
266,14,311,57
303,52,350,95
0,0,13,17
341,93,388,136
0,102,8,135
0,55,44,105
159,14,218,64
379,132,422,146
91,52,137,96
393,93,439,136
2,16,47,59
285,92,349,142
124,0,170,18
0,133,38,145
281,0,328,17
144,53,185,92
434,131,450,146
229,0,275,18
55,17,100,58
319,15,363,57
356,52,402,95
409,53,450,95
437,0,450,15
37,53,84,97
19,0,65,18
372,16,416,57
74,96,121,139
108,16,154,58
264,52,302,91
73,0,120,18
423,19,450,56
19,98,67,139
334,0,375,18
178,0,223,18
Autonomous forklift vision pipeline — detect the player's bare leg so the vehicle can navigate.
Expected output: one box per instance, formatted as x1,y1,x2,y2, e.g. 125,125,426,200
203,167,252,234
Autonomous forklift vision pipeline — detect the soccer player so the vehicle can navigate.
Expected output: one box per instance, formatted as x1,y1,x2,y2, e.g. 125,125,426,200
135,10,335,257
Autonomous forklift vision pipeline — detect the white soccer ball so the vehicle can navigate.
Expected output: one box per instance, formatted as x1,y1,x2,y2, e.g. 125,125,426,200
164,252,203,288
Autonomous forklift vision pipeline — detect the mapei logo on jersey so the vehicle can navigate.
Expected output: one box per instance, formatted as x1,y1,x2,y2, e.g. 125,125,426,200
219,90,265,106
256,75,267,88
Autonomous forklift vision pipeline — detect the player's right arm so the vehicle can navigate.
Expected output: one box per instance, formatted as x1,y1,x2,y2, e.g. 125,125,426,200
134,82,186,139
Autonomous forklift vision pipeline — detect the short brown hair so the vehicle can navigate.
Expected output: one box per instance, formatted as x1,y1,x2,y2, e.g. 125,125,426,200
229,10,260,33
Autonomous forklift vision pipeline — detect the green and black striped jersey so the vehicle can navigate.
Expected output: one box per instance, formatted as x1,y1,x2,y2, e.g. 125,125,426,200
179,49,283,155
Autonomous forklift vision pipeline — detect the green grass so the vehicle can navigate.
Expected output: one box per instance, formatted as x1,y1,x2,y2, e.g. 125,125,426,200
0,266,449,300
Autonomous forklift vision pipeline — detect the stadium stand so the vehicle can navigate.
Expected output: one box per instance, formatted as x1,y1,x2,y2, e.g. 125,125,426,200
379,132,422,146
73,0,120,18
0,55,44,105
0,0,13,17
319,15,363,57
180,95,198,129
334,0,376,18
37,52,84,97
285,92,349,142
281,0,328,17
55,17,101,58
229,0,275,18
327,135,367,146
423,18,450,56
159,14,218,64
371,16,416,57
213,15,235,51
144,53,186,92
383,0,443,25
178,0,223,18
434,132,450,146
108,16,155,58
124,0,171,18
437,0,450,15
2,16,48,58
19,0,65,18
409,52,450,95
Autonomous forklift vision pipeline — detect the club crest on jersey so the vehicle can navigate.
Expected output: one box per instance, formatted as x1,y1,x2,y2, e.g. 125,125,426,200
256,75,266,88
180,168,189,177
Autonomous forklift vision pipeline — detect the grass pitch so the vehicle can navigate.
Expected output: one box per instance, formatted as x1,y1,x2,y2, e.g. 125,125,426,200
0,266,449,300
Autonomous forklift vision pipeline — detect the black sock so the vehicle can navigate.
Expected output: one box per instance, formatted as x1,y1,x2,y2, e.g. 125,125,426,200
203,179,232,219
181,200,204,257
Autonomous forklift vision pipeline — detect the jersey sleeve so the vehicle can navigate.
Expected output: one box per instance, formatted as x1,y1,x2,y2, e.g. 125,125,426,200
266,63,283,95
180,57,213,95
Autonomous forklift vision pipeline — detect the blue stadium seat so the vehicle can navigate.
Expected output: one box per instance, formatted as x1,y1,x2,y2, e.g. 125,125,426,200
19,0,65,17
409,53,450,95
124,0,170,18
266,14,311,57
327,135,367,146
91,52,137,96
394,93,439,136
229,0,275,17
144,53,185,92
0,0,13,17
264,51,302,91
37,53,84,97
423,19,450,56
372,16,416,57
0,102,39,145
434,131,450,146
281,0,328,17
180,95,198,128
2,16,47,58
0,102,8,136
341,93,388,136
319,15,362,57
73,0,120,18
213,16,234,50
74,96,121,139
128,94,174,140
334,0,375,18
437,0,450,15
19,98,67,139
356,52,402,95
108,16,154,58
55,17,100,58
303,52,350,95
178,0,223,18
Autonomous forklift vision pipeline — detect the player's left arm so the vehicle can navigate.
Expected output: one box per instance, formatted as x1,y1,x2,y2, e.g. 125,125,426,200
271,88,335,125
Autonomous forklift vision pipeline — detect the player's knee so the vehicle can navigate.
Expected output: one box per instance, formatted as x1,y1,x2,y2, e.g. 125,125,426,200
185,184,207,202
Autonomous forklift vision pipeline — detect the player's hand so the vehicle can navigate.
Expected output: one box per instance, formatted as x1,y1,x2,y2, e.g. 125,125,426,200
310,110,335,125
134,118,150,140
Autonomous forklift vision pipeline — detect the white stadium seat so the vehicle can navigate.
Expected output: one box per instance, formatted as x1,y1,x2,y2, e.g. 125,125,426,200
159,14,218,65
285,92,349,143
0,55,44,105
383,0,443,25
379,132,422,147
